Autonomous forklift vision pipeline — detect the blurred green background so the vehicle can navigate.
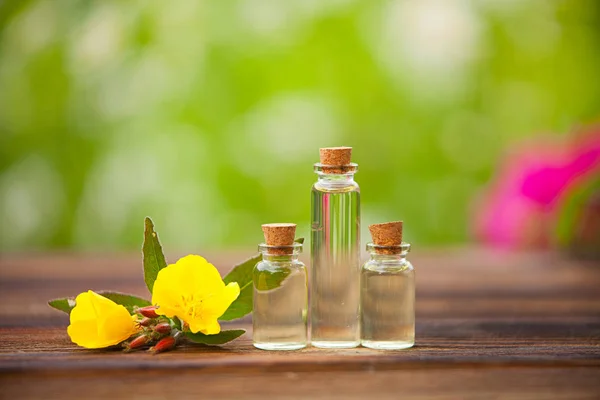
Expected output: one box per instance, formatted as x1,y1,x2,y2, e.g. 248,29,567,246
0,0,599,251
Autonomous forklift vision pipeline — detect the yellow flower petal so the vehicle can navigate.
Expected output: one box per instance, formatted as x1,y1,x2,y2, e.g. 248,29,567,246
151,255,241,336
67,290,138,349
176,255,225,294
202,282,240,319
67,319,103,348
189,318,221,335
69,291,98,323
98,305,139,344
152,266,186,318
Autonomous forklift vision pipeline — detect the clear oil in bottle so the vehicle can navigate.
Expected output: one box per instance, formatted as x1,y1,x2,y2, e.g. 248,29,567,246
253,224,307,351
361,222,415,350
310,147,361,348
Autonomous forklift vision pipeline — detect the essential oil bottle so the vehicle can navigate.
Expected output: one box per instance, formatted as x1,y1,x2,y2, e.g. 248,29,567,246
253,223,308,351
311,147,361,348
361,221,415,350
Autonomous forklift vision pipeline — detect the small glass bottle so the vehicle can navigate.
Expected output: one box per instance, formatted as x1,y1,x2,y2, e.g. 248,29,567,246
253,223,308,351
361,221,415,350
311,147,361,348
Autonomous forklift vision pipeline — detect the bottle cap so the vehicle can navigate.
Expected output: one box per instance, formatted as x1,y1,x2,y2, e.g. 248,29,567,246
261,223,296,255
320,146,352,166
369,221,403,254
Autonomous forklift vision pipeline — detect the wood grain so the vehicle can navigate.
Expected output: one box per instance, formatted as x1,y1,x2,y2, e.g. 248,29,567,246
2,367,600,400
0,248,599,399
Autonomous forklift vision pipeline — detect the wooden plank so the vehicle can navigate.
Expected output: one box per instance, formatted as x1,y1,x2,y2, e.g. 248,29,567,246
1,367,600,399
1,319,598,373
1,323,599,398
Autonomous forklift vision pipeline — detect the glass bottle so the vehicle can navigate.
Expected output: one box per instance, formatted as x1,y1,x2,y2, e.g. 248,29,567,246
253,233,308,351
361,242,415,350
310,147,361,348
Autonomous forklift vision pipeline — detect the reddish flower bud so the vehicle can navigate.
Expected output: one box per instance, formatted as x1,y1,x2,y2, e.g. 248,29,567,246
137,306,159,319
150,336,176,354
139,317,153,327
153,322,171,335
123,335,149,352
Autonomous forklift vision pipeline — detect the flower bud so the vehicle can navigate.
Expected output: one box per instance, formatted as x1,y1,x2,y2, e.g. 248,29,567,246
153,322,171,335
137,306,159,319
123,334,149,352
150,336,176,354
139,317,153,327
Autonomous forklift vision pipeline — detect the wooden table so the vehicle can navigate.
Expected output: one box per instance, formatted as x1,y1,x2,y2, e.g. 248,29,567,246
1,248,599,399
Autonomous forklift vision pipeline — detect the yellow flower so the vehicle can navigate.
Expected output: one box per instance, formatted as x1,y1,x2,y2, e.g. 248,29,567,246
67,291,139,349
152,255,240,335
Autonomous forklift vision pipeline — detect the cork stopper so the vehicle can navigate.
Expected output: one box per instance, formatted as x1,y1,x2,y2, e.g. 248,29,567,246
261,223,296,255
320,147,352,166
319,147,353,174
369,221,403,254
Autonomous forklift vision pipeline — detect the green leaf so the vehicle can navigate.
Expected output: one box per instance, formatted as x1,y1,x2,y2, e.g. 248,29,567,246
219,254,260,321
48,298,76,314
254,268,292,291
218,237,305,321
99,292,151,312
185,329,246,345
142,217,167,293
48,292,151,315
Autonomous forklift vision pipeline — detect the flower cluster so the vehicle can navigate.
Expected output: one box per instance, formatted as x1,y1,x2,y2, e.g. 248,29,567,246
65,255,240,353
124,306,177,354
50,218,251,353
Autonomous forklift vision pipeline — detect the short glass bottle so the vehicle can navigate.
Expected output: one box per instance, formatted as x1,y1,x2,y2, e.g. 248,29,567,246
253,242,308,350
360,243,415,350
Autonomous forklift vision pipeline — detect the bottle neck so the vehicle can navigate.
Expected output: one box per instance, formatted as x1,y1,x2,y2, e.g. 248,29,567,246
368,252,408,263
317,173,356,185
261,253,300,263
258,243,302,263
313,163,358,188
366,243,411,262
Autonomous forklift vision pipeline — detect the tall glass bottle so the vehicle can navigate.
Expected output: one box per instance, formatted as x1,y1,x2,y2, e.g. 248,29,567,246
253,223,308,351
310,147,361,348
361,221,415,350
